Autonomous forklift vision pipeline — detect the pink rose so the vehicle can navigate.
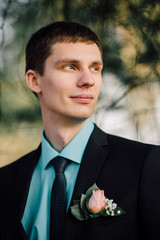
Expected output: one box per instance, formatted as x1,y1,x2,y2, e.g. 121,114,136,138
88,189,106,213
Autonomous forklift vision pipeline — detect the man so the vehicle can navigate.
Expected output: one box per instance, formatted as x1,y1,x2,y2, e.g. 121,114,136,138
0,21,160,240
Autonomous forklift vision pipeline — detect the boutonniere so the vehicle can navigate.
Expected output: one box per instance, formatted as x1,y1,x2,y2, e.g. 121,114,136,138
71,183,126,221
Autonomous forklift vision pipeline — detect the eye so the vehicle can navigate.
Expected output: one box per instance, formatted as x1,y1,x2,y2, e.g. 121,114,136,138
63,65,77,71
90,66,100,72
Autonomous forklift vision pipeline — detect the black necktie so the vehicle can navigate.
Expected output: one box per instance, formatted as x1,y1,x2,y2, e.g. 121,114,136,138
50,156,69,240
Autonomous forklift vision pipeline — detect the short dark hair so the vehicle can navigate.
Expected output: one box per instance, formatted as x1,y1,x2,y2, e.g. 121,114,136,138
25,21,102,75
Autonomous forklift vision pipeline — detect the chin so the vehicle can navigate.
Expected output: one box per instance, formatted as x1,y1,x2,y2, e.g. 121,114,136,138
71,112,93,121
64,106,95,121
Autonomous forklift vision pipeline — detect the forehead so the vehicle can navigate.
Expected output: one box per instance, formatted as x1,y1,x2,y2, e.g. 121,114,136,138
49,42,102,62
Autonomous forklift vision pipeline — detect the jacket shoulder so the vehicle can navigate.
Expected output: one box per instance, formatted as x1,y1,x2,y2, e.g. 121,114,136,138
0,145,41,226
0,145,41,171
93,124,159,166
93,124,157,150
0,145,41,194
107,132,155,148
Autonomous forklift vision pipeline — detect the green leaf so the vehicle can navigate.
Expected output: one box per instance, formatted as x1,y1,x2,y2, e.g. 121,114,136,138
115,207,126,216
70,204,86,221
79,194,90,218
80,194,87,210
85,183,99,198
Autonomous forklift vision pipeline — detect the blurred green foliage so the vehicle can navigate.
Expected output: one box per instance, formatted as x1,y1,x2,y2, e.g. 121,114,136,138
0,0,160,126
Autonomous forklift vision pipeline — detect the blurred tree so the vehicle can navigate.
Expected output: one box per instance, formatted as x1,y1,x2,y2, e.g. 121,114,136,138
0,0,159,124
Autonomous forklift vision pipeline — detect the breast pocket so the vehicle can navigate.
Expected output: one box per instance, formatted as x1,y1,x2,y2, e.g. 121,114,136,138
82,214,129,240
84,214,128,227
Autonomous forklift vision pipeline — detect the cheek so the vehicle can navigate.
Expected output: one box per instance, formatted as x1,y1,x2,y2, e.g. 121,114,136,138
41,76,59,94
95,80,102,95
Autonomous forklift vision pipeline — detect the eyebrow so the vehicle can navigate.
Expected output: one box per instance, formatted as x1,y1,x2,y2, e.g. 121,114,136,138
55,58,103,67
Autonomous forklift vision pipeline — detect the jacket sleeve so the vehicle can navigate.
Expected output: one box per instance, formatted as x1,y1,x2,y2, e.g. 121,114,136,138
139,146,160,239
0,162,20,238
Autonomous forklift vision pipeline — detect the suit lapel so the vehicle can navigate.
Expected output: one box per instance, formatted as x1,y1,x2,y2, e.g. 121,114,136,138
10,145,41,239
63,125,109,240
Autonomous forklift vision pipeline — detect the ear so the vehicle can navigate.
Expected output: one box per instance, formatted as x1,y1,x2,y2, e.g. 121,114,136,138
26,70,42,94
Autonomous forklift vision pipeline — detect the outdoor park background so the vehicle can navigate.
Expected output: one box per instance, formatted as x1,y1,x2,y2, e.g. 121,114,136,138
0,0,160,167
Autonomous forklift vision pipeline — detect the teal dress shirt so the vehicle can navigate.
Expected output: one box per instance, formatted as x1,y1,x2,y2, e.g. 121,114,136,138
21,119,94,240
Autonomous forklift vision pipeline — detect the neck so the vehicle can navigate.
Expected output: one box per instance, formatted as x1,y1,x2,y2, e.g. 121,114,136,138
43,115,88,152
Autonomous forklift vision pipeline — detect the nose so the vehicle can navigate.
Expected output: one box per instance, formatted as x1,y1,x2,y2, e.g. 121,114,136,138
77,69,95,88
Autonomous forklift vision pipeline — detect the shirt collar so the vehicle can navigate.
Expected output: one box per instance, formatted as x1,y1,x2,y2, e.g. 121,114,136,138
41,118,94,169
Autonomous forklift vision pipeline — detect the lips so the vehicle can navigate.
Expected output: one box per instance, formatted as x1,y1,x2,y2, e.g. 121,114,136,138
70,94,94,103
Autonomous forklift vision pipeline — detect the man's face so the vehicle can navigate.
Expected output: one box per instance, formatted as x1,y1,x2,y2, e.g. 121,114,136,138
37,42,103,122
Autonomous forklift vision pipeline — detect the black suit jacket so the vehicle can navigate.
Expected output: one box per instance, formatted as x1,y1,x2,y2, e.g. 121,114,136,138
0,124,160,240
